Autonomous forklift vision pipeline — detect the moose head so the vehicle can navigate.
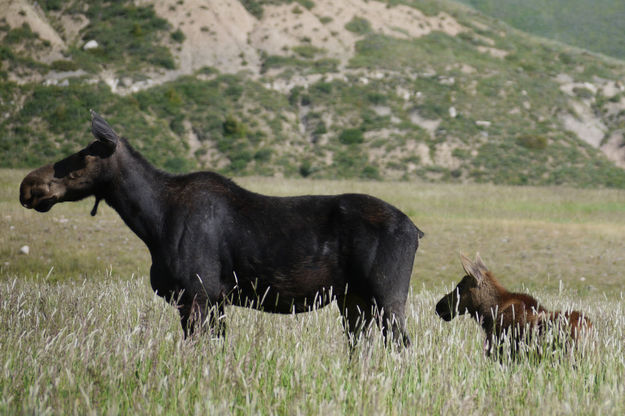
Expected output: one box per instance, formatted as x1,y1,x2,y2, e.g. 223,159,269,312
435,253,495,321
19,111,119,215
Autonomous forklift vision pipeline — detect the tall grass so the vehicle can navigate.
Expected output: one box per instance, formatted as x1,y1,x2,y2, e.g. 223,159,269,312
0,278,622,414
1,170,625,414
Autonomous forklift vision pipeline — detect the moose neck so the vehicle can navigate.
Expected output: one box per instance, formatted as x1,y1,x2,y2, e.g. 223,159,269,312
472,277,510,335
102,140,170,249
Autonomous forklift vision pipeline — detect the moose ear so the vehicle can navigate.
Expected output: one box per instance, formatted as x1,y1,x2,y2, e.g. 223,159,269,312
90,109,119,148
460,253,485,285
474,253,488,273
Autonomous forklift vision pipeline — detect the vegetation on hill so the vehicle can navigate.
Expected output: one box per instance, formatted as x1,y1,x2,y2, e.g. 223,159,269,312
457,0,625,61
1,0,625,188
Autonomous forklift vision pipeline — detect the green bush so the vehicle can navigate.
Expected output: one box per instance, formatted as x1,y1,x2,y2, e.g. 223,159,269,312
240,0,264,18
223,116,246,137
345,16,372,35
40,0,63,10
170,29,186,43
572,87,594,99
299,159,313,177
517,134,548,150
313,122,327,135
339,128,364,144
4,23,38,44
164,156,193,173
50,60,79,71
366,92,386,105
360,165,380,180
254,148,272,162
293,45,325,59
296,0,315,10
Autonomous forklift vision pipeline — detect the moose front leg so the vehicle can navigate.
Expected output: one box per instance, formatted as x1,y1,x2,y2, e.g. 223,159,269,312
179,296,226,339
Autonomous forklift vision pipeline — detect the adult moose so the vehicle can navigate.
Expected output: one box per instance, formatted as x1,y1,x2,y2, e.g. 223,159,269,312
435,254,591,358
20,111,424,347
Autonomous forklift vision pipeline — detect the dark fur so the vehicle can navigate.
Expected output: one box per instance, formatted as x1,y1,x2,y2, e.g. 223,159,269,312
435,254,591,357
20,111,424,346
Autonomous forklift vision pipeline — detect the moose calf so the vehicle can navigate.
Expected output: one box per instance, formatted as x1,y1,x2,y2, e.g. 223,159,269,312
436,254,591,358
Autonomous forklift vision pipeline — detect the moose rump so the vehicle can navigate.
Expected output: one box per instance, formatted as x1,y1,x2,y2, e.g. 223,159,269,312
20,111,424,347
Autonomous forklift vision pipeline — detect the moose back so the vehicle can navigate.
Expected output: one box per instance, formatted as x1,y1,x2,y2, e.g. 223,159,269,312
20,111,424,346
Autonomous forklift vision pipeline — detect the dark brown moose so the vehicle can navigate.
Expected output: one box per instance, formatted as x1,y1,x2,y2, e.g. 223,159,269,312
20,111,424,346
435,254,591,357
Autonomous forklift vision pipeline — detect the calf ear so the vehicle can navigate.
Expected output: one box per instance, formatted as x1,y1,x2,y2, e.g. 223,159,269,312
90,109,119,149
460,253,485,285
474,253,489,274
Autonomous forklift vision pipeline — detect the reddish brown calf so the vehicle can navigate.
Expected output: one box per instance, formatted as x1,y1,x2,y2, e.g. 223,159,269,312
435,254,591,357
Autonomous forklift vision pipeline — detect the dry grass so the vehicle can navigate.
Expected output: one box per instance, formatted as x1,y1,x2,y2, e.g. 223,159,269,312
1,169,624,414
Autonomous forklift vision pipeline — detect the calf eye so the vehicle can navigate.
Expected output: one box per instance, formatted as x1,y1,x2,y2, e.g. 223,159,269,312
68,171,82,179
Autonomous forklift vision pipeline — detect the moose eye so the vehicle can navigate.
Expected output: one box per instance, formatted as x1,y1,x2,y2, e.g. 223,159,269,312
68,171,83,179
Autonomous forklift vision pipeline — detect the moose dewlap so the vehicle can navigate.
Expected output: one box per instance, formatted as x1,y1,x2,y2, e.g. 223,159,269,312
435,254,591,357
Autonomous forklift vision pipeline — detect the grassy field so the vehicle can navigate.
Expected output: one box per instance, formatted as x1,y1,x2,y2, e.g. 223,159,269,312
1,169,625,414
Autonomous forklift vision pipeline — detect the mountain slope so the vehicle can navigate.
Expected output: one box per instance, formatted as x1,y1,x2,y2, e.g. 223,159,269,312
457,0,625,61
1,0,625,187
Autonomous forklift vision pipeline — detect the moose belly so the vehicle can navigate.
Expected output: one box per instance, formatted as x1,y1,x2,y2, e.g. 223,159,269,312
231,262,341,314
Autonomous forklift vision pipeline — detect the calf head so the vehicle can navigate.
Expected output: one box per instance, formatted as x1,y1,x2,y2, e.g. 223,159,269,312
435,254,490,321
20,110,118,214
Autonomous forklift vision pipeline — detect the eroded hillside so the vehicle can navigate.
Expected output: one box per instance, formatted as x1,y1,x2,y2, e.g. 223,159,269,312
1,0,625,187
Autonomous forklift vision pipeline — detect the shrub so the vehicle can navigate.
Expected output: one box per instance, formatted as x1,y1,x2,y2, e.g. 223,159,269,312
517,134,548,150
361,165,380,180
313,122,327,135
366,92,386,105
50,60,78,71
299,160,313,177
293,45,325,59
229,150,253,171
223,116,246,137
254,148,272,162
339,128,364,145
345,17,372,35
41,0,63,11
240,0,263,18
289,86,303,106
225,84,244,100
297,0,315,10
170,29,186,43
312,82,332,94
572,87,594,99
164,156,192,173
4,23,38,44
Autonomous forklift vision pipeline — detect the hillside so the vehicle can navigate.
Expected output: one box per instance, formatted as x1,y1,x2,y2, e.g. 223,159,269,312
1,0,625,187
457,0,625,61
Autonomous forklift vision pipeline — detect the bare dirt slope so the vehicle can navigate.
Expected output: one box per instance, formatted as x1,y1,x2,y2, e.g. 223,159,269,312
147,0,464,76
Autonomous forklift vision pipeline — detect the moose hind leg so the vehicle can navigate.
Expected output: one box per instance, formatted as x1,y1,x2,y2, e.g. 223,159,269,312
378,302,411,348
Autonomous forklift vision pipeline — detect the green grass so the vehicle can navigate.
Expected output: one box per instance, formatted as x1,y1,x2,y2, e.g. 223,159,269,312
1,170,624,414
